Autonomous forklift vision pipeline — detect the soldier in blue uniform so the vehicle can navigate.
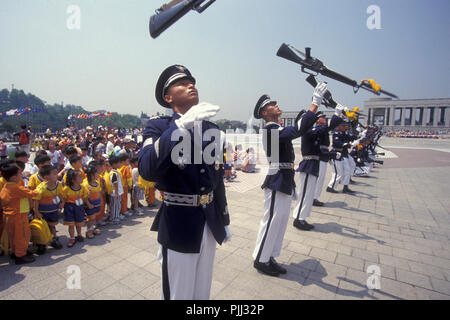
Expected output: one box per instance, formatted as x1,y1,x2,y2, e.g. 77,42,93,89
292,109,343,230
313,112,333,207
252,82,328,276
138,65,231,300
326,121,355,194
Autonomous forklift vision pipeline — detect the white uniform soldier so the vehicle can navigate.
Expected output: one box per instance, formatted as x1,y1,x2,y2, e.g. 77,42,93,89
252,83,328,276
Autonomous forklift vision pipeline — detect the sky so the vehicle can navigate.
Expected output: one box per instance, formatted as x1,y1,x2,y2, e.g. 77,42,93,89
1,0,449,121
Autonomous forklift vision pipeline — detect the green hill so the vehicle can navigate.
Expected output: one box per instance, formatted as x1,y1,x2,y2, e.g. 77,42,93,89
0,88,141,132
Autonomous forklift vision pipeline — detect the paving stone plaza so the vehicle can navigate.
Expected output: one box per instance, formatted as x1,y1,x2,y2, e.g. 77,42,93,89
1,137,450,300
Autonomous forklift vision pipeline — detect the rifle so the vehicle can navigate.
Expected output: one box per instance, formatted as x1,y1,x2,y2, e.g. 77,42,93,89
149,0,216,38
276,43,398,99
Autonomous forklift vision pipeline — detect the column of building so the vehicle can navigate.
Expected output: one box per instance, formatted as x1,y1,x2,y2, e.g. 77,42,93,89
445,107,450,127
422,106,427,126
400,106,406,126
390,106,395,127
432,107,438,127
384,107,390,126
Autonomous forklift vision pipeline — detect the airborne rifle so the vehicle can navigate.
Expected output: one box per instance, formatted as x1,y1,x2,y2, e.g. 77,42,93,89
149,0,216,38
276,43,398,99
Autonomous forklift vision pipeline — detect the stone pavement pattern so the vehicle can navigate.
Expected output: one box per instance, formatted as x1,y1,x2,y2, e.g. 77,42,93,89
1,146,450,300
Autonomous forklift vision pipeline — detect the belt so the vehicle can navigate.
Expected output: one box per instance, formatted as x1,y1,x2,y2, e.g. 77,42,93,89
334,148,343,152
302,155,319,161
164,191,214,207
269,162,295,170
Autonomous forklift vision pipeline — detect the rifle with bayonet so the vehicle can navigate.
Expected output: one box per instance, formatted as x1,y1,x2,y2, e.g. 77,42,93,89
276,43,398,99
149,0,216,38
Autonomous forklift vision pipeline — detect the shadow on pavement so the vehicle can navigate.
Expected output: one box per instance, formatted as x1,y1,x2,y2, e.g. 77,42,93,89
285,259,402,300
324,201,382,217
313,222,386,244
354,190,377,201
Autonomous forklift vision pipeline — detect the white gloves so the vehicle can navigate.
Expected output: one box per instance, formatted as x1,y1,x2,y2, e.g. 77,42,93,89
224,226,232,243
335,103,348,117
175,102,220,130
336,152,341,160
312,82,328,107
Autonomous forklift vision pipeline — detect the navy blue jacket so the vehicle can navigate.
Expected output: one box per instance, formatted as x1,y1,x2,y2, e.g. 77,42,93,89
261,110,317,195
138,113,229,254
297,115,342,177
331,130,351,159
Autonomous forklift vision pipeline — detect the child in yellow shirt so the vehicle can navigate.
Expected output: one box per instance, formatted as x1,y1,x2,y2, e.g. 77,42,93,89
82,165,102,239
62,169,89,248
118,154,132,217
28,154,51,190
33,165,64,250
94,159,108,226
62,155,86,186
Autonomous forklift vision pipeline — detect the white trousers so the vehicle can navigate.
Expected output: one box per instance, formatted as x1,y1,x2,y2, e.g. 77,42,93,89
293,172,317,221
314,161,328,200
348,156,356,177
158,224,216,300
253,189,292,264
341,157,353,185
328,159,343,189
354,166,370,176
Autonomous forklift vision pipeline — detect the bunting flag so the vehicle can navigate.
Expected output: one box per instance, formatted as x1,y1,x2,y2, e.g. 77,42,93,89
0,107,114,119
68,112,114,120
1,106,44,117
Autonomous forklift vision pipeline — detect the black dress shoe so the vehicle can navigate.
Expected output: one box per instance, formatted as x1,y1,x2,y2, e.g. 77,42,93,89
349,178,357,184
270,257,287,274
293,219,314,231
313,199,324,207
343,185,355,194
326,187,338,193
254,261,280,277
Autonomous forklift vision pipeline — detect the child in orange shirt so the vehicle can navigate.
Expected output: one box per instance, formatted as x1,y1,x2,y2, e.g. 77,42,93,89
118,154,132,217
0,164,38,264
